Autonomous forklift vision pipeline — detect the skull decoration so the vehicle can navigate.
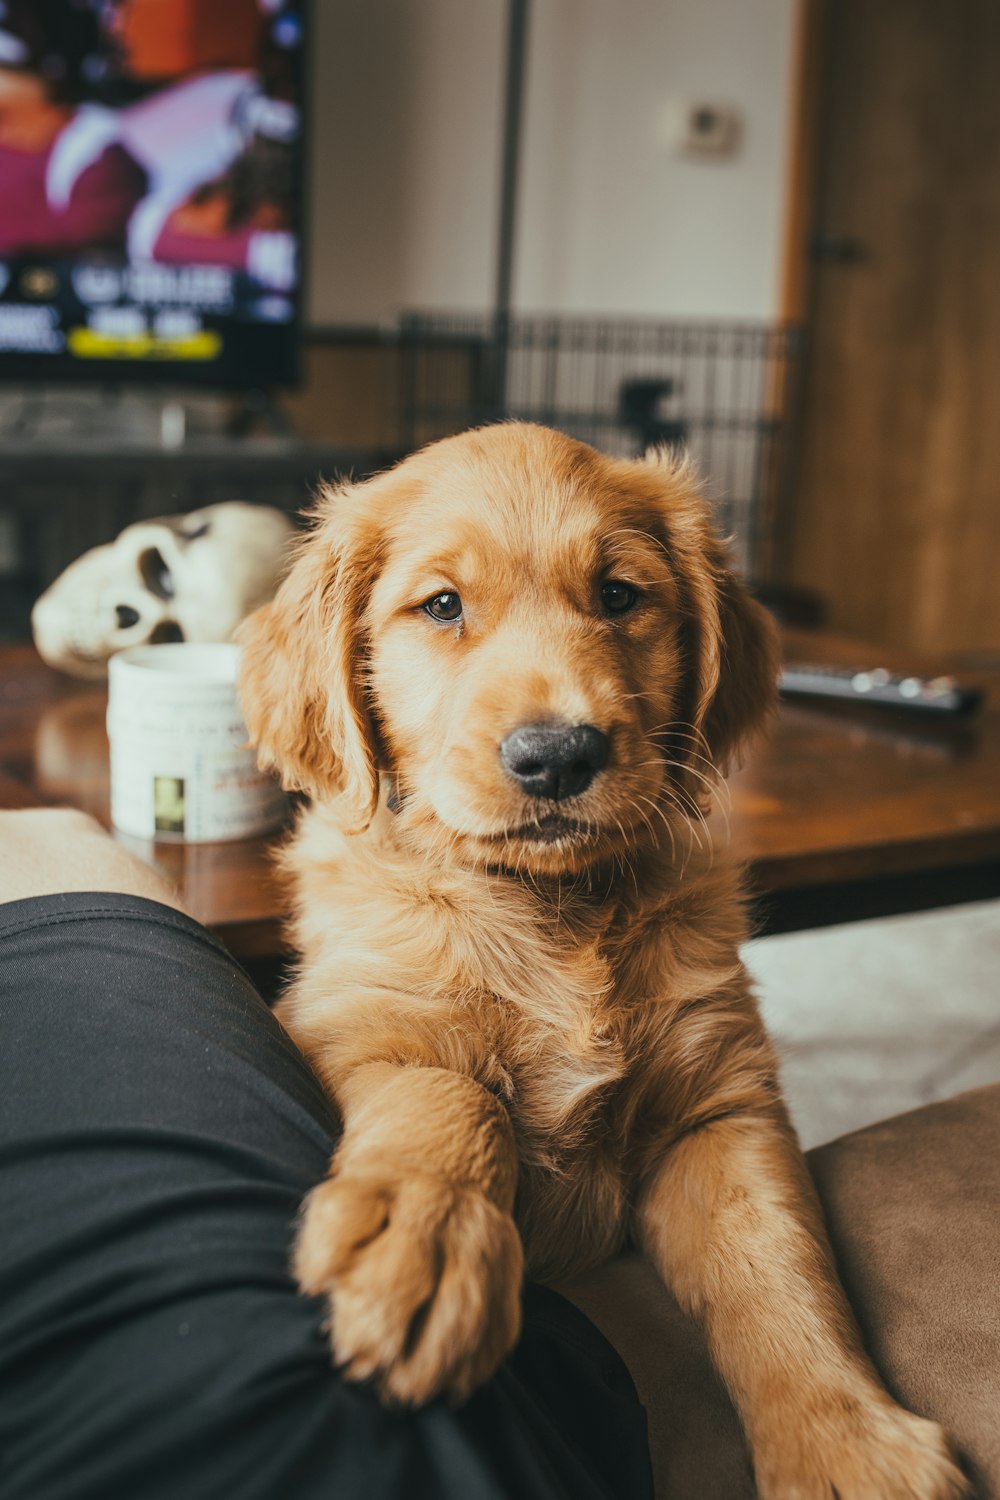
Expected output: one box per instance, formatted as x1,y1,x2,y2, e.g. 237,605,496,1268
31,502,295,679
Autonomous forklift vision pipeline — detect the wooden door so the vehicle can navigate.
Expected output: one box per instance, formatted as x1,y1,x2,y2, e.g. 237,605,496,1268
787,0,1000,655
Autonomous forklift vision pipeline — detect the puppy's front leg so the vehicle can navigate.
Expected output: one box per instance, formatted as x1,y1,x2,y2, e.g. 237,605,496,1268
294,1061,523,1406
637,1110,965,1499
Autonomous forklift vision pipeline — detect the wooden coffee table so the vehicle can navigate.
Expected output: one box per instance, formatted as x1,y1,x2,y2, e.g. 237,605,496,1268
3,632,999,958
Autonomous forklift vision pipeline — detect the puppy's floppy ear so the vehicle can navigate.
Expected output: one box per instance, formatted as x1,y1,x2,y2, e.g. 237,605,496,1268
640,449,780,786
695,564,781,774
237,485,380,827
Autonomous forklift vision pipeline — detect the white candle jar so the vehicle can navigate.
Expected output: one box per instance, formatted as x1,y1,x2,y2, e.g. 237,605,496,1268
107,642,286,843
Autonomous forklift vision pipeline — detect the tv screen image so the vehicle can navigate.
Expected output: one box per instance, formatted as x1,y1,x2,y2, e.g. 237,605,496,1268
0,0,305,388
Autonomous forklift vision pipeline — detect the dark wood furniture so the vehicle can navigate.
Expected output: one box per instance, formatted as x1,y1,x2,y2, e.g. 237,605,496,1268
0,433,365,610
732,631,1000,931
2,631,998,959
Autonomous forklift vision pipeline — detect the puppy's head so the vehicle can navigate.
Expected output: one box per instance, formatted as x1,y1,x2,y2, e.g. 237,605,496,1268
239,423,778,874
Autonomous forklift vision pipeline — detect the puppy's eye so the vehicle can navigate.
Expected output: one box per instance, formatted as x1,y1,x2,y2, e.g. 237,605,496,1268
600,580,638,615
423,591,463,622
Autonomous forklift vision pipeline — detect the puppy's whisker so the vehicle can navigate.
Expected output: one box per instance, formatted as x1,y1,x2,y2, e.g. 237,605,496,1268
663,774,713,833
624,757,729,836
666,761,732,836
608,813,640,898
659,785,708,869
646,731,724,781
618,687,666,706
628,802,664,861
631,792,679,865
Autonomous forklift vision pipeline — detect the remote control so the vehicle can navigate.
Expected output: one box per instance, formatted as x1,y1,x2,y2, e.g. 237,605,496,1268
779,663,983,717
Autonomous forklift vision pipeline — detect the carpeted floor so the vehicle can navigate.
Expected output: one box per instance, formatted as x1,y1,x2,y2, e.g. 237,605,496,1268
744,897,1000,1148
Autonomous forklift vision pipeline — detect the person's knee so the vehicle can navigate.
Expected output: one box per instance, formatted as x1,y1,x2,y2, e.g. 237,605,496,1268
0,807,186,911
13,806,101,838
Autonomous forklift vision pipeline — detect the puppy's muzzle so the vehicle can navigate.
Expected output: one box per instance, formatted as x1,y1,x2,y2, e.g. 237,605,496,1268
499,722,610,802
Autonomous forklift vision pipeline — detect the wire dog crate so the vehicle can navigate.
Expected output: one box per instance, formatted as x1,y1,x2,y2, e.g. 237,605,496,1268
396,314,804,582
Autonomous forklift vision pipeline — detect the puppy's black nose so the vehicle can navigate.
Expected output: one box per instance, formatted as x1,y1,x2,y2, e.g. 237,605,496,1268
500,722,610,801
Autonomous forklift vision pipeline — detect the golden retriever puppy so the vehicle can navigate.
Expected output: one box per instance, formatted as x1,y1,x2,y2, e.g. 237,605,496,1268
239,423,964,1500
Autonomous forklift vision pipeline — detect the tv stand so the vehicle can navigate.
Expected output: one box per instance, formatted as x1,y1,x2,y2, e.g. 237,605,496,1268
0,416,376,641
152,390,293,449
225,388,294,440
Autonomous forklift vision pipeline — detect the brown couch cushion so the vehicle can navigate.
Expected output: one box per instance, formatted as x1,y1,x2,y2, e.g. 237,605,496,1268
557,1084,1000,1499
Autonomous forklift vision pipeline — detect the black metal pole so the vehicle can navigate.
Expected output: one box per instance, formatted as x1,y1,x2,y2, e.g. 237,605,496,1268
493,0,529,415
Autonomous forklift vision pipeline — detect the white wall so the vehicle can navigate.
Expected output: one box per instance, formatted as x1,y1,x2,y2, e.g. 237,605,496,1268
307,0,505,325
516,0,797,318
306,0,797,326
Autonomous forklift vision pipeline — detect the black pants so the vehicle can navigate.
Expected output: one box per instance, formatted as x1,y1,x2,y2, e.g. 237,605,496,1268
0,894,652,1500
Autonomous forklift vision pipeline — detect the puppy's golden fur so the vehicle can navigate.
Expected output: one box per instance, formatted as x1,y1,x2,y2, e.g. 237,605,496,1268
239,424,964,1499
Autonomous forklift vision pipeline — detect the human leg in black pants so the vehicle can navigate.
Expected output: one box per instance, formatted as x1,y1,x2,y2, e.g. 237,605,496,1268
0,812,652,1500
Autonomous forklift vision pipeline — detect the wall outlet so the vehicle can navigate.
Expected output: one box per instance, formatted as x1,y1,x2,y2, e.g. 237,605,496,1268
662,100,742,158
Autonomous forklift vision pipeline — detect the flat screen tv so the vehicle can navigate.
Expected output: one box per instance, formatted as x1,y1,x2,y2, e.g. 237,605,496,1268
0,0,306,389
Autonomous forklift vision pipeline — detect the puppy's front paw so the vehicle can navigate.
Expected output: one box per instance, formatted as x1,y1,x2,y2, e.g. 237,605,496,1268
293,1169,524,1406
754,1395,967,1500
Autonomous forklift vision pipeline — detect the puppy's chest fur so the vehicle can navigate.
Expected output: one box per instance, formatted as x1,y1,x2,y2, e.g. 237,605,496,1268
286,814,743,1281
478,923,631,1275
472,908,723,1281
